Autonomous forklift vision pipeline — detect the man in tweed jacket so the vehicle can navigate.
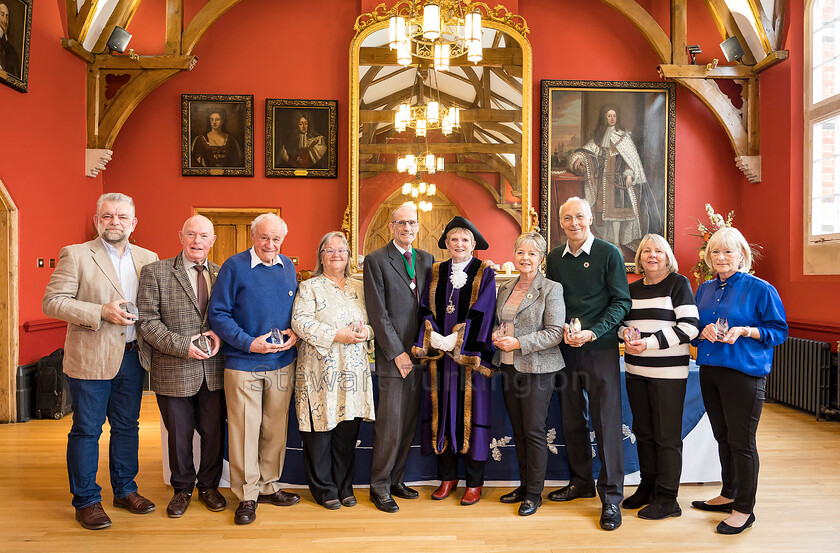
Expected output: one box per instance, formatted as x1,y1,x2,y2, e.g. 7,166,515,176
138,215,226,518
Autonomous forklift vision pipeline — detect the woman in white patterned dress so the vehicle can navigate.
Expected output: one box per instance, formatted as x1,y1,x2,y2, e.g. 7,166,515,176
291,231,375,509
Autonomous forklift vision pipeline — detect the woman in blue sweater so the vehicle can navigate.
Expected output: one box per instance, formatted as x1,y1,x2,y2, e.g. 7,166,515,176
691,227,787,535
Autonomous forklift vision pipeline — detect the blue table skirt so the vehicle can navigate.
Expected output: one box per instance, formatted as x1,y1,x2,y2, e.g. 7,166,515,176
275,360,705,486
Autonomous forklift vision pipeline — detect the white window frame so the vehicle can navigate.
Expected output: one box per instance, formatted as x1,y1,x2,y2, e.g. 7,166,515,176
804,0,840,274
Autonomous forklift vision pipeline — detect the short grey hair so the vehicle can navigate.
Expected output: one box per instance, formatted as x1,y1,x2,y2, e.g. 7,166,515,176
96,193,135,215
391,204,418,222
250,213,287,237
313,231,351,278
704,227,752,274
634,233,678,274
513,232,547,263
445,227,474,243
559,196,592,218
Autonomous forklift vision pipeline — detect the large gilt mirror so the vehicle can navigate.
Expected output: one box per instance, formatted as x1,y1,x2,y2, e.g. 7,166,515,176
348,2,533,271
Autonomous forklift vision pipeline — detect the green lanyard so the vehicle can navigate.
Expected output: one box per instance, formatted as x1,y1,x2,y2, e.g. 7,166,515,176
401,248,416,279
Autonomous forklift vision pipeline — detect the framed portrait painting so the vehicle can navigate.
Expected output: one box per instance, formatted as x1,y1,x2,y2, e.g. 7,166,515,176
540,80,676,270
0,0,32,93
182,93,253,176
266,98,337,178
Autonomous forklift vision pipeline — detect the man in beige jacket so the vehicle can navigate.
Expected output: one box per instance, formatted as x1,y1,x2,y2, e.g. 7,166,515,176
43,193,158,530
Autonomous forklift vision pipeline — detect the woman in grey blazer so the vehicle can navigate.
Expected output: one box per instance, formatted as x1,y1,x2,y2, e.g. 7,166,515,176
492,232,565,516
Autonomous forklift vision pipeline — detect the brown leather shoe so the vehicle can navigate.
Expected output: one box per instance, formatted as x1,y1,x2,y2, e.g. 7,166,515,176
75,502,112,530
166,492,192,518
461,486,482,505
257,489,300,506
197,488,227,512
234,501,256,525
113,492,156,514
431,480,458,500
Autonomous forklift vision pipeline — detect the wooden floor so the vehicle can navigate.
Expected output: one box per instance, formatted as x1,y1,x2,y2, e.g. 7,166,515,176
1,397,839,553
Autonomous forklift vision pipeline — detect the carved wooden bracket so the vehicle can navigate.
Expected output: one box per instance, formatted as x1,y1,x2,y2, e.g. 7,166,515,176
62,0,244,172
599,0,789,183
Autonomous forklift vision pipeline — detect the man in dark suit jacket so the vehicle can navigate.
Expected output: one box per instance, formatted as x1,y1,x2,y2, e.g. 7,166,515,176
363,205,434,513
43,193,159,530
138,215,227,519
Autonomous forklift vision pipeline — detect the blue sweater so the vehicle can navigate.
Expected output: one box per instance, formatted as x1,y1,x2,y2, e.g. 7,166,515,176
208,250,298,371
693,271,787,377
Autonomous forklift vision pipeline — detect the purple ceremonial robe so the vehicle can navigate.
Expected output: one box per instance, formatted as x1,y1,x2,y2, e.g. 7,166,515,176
412,258,496,462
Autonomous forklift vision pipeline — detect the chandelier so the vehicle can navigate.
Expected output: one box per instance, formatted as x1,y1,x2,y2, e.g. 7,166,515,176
388,1,483,69
395,68,460,136
397,152,445,175
402,179,437,198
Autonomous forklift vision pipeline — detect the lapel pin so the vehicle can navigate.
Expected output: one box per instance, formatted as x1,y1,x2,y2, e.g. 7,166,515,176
583,262,590,268
288,290,293,296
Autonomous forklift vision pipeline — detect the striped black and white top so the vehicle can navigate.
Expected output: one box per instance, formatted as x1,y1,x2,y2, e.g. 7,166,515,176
618,272,700,379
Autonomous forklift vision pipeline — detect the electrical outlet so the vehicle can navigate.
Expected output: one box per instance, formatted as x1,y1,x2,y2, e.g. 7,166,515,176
49,259,56,268
37,258,44,268
290,256,299,265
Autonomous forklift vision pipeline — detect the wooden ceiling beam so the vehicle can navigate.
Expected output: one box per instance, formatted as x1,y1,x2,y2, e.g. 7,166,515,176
360,143,520,155
359,108,521,123
165,0,184,55
91,0,143,54
360,46,522,67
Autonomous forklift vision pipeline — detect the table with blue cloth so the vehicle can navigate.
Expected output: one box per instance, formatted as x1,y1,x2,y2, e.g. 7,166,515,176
161,360,721,487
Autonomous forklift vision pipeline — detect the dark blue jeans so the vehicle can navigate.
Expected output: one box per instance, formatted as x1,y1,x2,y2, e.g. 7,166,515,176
66,349,145,509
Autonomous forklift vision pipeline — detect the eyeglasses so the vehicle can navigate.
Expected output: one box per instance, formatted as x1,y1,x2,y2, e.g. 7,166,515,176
562,214,588,222
323,248,349,256
391,220,419,227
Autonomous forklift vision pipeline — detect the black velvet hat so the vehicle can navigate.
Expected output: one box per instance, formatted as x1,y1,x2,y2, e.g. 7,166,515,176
437,216,489,250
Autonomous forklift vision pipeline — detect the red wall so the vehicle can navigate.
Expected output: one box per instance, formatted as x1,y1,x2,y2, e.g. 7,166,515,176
1,1,99,363
5,0,837,363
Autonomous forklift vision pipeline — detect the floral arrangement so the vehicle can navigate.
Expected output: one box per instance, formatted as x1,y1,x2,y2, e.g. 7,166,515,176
691,203,734,284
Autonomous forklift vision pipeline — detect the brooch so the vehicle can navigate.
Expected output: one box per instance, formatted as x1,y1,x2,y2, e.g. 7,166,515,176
583,262,590,268
526,293,533,299
288,290,294,296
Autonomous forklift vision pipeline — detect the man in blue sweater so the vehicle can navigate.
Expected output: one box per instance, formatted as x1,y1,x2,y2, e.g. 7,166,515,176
208,213,300,525
545,197,632,531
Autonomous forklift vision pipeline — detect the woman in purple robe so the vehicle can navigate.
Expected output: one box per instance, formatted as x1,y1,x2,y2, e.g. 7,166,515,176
412,216,496,506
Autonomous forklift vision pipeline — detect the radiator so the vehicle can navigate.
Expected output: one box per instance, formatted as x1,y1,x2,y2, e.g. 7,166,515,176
767,337,831,419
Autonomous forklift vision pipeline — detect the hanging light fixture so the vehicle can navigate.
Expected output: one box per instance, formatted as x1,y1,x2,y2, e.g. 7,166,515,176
388,1,483,68
401,175,438,213
397,151,444,175
394,67,460,137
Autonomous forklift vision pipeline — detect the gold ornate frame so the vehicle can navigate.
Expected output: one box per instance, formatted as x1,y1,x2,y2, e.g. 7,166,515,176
346,2,534,272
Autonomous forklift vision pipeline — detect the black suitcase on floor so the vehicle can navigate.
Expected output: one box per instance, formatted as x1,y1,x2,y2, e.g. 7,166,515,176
36,348,73,420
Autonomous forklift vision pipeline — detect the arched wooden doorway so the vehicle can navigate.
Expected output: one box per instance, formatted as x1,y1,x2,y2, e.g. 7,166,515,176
0,180,20,423
363,189,461,262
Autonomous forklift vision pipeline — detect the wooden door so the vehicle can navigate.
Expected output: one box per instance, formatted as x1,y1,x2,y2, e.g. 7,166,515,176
194,208,282,267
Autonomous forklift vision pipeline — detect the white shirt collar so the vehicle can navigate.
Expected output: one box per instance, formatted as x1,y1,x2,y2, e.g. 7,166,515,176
249,246,283,268
392,241,412,256
451,257,472,271
562,232,594,257
101,238,132,258
181,251,208,271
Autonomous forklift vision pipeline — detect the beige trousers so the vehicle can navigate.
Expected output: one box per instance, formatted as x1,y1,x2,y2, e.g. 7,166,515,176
224,363,295,502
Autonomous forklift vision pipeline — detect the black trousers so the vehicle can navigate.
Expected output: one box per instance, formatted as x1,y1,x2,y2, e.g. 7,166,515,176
370,369,422,495
699,364,765,514
437,448,485,488
300,418,361,505
556,345,624,505
500,364,556,501
625,373,686,499
156,381,226,493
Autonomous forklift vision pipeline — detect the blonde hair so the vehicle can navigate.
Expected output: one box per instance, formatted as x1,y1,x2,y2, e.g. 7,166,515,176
445,227,474,243
704,227,752,274
513,232,547,263
634,234,678,274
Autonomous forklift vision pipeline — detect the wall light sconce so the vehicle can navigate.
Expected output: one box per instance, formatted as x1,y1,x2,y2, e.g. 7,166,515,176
686,45,703,65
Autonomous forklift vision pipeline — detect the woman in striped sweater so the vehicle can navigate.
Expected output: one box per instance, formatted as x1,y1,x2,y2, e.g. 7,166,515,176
618,233,699,520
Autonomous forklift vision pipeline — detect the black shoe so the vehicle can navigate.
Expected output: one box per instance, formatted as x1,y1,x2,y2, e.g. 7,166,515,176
390,483,419,499
691,500,734,513
234,501,256,525
600,503,622,531
322,499,341,510
518,497,541,516
500,488,526,504
621,486,652,509
341,495,357,507
638,499,682,520
716,513,755,534
547,484,596,502
370,492,399,513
